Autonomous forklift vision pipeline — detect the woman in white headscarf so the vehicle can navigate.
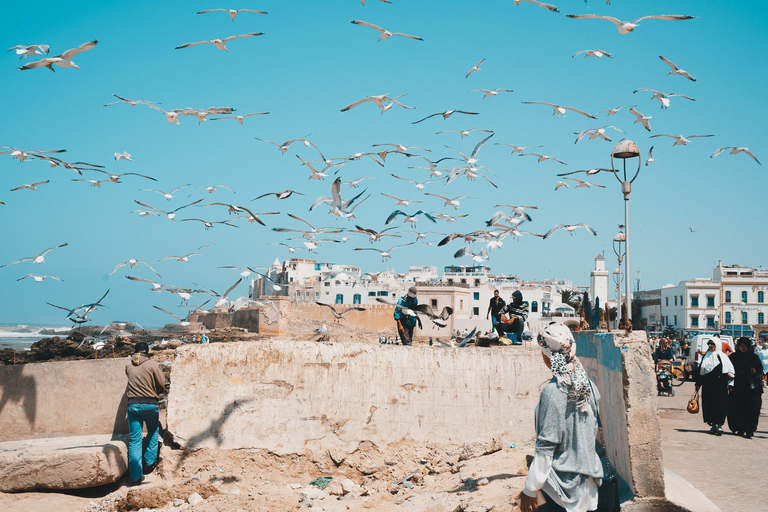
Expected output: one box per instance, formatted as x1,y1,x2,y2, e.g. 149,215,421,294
695,338,735,436
515,323,603,512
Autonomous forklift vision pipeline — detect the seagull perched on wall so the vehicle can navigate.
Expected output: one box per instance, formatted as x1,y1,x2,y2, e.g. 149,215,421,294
564,14,695,35
175,33,264,51
19,40,98,70
710,147,761,165
350,20,424,41
1,243,68,267
315,302,366,321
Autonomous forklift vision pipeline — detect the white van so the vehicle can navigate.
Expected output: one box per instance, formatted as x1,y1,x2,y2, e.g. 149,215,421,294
684,335,734,374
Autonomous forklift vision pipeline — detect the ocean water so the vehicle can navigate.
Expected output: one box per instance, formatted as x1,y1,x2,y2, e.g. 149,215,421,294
0,324,72,351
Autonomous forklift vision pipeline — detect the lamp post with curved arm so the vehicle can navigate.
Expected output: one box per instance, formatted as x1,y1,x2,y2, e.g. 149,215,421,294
611,139,642,328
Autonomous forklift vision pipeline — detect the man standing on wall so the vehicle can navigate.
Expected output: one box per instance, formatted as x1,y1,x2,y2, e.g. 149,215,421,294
486,289,506,331
394,286,422,346
496,290,528,345
125,342,166,484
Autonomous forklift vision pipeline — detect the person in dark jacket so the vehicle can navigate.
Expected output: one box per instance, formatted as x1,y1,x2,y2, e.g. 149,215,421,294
394,286,421,346
125,341,166,483
496,290,528,344
486,289,506,330
727,337,763,438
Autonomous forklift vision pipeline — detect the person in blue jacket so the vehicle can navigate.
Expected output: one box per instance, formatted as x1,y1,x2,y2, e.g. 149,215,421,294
394,286,421,346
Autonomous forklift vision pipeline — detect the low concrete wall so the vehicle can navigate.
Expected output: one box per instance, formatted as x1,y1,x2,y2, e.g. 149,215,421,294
166,341,552,455
575,330,664,500
0,358,128,442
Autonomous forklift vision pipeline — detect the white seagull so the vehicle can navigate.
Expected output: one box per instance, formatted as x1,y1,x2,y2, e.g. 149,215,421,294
513,0,559,12
424,193,471,210
710,147,761,165
114,151,132,161
160,253,203,263
628,108,652,132
436,128,494,138
659,56,696,82
9,44,49,59
17,274,63,282
11,180,49,192
633,88,695,109
564,14,695,35
472,89,514,99
574,126,624,144
350,20,424,41
142,184,190,200
519,153,567,165
315,302,367,320
103,94,160,108
563,177,606,189
175,33,264,51
1,243,68,267
340,93,413,113
598,105,636,116
494,143,542,154
412,109,479,124
133,199,202,220
645,146,657,166
649,133,714,146
110,259,162,277
354,243,415,261
391,174,442,192
210,112,270,124
18,40,98,71
196,8,269,20
572,49,613,59
522,101,596,119
380,192,422,206
465,58,485,78
543,224,597,239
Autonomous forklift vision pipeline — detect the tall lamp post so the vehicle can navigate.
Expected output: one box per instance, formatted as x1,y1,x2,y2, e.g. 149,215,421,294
611,139,642,328
612,230,626,329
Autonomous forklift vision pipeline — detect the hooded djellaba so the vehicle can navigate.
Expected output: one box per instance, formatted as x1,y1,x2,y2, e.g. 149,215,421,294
516,323,603,512
727,337,763,438
695,338,735,436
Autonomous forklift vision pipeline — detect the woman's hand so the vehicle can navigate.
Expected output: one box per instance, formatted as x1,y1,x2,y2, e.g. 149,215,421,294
514,491,539,512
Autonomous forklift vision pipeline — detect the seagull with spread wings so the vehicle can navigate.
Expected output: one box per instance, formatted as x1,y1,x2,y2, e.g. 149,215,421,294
17,274,62,282
1,243,68,267
354,243,414,261
341,93,414,113
565,14,695,35
513,0,559,12
210,112,270,124
412,109,479,124
574,126,624,144
424,193,471,210
196,8,268,20
10,180,49,192
390,174,443,192
315,301,366,320
103,94,160,108
563,177,606,189
645,146,657,166
9,44,49,59
472,89,515,99
436,128,494,138
19,40,98,71
650,133,714,146
494,143,542,154
710,147,761,165
385,210,437,227
142,184,190,200
175,33,264,51
465,58,485,78
633,88,695,109
133,199,202,220
380,192,422,206
522,101,596,119
628,107,652,132
543,224,597,239
598,105,636,116
519,152,567,165
252,189,304,201
350,20,423,41
111,259,162,277
659,56,696,82
572,49,613,59
159,253,203,263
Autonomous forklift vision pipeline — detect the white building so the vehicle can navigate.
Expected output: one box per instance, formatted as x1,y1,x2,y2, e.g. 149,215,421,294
590,254,609,309
660,279,720,334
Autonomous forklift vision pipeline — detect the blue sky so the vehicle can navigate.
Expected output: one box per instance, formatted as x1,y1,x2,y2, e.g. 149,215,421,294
2,0,766,327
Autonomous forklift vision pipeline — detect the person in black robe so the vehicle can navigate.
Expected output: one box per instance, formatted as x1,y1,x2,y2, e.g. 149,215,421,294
695,339,735,436
727,337,763,438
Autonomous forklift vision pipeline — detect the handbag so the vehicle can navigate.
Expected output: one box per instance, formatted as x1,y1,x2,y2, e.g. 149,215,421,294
687,390,700,414
588,380,621,512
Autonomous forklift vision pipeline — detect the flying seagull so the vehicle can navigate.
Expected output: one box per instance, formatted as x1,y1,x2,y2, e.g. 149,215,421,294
543,223,597,239
17,274,62,282
252,189,304,201
142,184,190,200
175,33,264,51
412,109,479,124
574,126,624,144
563,177,606,189
522,101,596,119
114,151,132,161
315,301,366,320
354,243,415,261
659,56,696,82
196,8,269,20
710,147,761,165
472,89,514,99
494,143,542,154
645,146,657,166
340,93,413,113
350,20,424,41
10,180,49,192
465,58,485,78
210,112,270,124
1,243,68,267
572,49,613,59
385,209,437,226
628,108,652,132
9,44,50,59
564,14,695,35
598,105,636,116
110,259,162,277
19,40,98,71
513,0,559,12
633,88,694,109
649,133,714,146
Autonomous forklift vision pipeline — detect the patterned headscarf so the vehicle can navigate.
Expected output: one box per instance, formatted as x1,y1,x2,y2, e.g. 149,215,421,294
538,323,592,414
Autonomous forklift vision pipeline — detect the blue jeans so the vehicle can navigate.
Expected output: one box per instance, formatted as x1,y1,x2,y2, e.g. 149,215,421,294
127,403,160,481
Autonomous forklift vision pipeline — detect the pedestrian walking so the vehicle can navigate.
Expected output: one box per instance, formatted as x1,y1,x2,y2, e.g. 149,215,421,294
695,339,735,436
758,341,768,385
727,337,763,438
125,341,166,483
486,289,506,330
394,286,421,346
515,323,603,512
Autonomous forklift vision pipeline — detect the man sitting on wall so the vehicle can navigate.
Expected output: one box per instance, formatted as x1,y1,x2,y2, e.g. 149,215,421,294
496,290,528,345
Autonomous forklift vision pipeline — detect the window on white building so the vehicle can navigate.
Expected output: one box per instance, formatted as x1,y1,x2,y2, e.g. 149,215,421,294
742,311,748,324
460,299,464,310
353,294,361,304
725,312,732,324
691,316,699,327
674,315,677,325
691,295,698,307
431,299,437,308
473,307,480,316
377,291,388,296
531,301,539,313
742,291,748,303
707,316,715,328
665,297,669,307
674,296,677,306
725,291,731,303
474,279,480,286
759,291,765,303
368,291,376,296
758,312,764,324
473,292,480,300
707,295,715,307
335,294,343,304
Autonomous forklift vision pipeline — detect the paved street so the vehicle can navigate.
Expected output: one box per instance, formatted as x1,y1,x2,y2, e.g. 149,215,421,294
658,380,767,511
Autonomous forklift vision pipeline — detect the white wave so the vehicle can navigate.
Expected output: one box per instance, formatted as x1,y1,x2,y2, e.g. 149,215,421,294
0,324,71,338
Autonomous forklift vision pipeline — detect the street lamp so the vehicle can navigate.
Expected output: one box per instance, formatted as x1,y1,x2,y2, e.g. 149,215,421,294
611,139,642,329
612,231,626,329
612,267,623,330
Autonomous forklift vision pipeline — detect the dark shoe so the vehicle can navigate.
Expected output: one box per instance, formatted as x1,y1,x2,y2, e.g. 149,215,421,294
709,426,717,434
143,461,158,475
745,432,754,439
736,431,743,437
716,426,724,436
128,476,145,486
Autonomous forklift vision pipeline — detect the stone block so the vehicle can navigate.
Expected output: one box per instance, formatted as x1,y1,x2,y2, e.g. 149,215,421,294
0,434,128,491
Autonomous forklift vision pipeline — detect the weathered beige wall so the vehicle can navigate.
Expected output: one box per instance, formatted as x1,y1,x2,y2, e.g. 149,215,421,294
289,302,396,330
0,358,128,442
166,341,552,455
575,330,664,500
